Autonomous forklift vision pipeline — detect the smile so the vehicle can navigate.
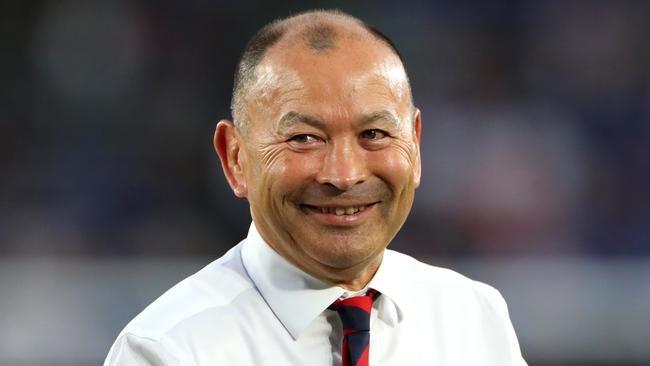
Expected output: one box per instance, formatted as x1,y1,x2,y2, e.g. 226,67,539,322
316,205,369,215
301,203,376,216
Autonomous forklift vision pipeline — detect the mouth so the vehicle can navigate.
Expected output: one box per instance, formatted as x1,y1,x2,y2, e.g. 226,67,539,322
303,204,371,215
300,202,379,226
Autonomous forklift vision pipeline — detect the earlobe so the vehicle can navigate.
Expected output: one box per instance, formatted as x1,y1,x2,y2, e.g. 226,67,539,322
214,120,248,197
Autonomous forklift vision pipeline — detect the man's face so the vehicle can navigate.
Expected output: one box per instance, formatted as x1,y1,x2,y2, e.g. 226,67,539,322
235,35,421,283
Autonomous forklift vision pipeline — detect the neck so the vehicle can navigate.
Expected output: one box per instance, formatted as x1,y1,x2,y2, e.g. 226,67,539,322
316,251,384,291
251,217,386,292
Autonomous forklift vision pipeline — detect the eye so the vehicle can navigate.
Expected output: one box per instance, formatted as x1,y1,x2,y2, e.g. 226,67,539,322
360,129,388,140
288,134,320,144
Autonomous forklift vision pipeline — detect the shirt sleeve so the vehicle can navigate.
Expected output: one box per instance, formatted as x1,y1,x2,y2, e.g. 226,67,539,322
103,333,187,366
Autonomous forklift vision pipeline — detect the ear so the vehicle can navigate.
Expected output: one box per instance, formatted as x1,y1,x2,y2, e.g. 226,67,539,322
412,108,422,188
214,120,248,197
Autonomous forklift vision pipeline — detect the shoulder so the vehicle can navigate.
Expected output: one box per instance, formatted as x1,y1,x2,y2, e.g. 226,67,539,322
385,249,507,310
383,250,526,365
119,243,256,342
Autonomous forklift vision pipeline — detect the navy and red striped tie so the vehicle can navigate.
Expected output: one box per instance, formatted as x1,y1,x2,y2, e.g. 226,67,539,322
330,289,381,366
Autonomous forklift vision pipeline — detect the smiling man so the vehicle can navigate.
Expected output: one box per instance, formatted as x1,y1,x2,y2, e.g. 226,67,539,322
104,10,526,366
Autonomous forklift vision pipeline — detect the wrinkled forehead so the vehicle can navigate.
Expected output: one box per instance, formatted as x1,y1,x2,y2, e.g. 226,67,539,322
249,36,412,110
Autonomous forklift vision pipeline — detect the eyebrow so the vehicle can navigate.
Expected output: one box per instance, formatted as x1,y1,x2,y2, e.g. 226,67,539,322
277,111,326,134
276,109,400,134
358,110,400,129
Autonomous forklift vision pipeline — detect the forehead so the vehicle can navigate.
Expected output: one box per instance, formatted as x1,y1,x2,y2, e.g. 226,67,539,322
270,33,404,91
245,34,411,125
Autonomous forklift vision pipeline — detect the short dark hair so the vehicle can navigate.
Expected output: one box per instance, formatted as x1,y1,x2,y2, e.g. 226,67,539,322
304,23,338,52
230,9,408,129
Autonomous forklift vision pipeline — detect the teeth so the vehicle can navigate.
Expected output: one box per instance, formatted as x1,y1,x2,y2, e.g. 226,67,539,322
316,205,368,215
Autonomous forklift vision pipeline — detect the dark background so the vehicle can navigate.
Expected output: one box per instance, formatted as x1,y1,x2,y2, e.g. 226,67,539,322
1,1,649,365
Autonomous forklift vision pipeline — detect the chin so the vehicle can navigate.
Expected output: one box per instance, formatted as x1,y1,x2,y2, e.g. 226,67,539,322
307,237,384,269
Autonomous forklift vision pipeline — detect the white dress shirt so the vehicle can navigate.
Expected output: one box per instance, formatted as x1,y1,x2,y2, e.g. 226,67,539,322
104,223,527,365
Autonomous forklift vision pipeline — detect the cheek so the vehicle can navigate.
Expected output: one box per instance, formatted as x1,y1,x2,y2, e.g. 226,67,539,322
369,148,416,188
246,152,284,201
252,150,321,198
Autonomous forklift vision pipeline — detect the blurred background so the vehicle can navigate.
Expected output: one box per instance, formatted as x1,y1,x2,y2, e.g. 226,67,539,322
1,0,649,365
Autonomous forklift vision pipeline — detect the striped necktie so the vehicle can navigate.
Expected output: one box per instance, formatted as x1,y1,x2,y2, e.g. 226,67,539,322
330,289,381,366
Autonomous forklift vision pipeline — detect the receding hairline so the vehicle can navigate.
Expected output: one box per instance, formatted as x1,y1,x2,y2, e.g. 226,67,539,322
270,11,384,52
258,10,404,61
231,9,411,131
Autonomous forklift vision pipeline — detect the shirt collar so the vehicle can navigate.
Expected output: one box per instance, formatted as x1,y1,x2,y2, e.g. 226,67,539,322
241,222,405,339
367,247,408,326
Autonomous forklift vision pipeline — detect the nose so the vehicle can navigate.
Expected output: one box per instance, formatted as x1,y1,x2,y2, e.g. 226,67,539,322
315,138,369,191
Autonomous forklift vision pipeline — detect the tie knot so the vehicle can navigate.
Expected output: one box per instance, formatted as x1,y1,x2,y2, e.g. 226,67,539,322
331,289,380,333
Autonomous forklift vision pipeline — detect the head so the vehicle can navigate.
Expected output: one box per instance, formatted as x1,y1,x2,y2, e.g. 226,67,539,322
215,10,421,289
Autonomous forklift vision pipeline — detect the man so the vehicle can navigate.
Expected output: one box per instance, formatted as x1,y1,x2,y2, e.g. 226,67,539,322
104,9,526,365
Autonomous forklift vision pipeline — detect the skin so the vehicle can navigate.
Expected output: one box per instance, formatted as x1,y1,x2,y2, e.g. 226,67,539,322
215,23,422,290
